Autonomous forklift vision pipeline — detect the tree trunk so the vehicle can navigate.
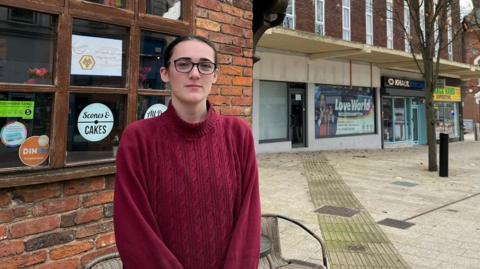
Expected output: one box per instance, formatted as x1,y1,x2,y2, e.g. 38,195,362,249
424,59,438,172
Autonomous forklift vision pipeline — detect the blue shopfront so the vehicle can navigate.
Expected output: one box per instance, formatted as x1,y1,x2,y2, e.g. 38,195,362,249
381,76,427,146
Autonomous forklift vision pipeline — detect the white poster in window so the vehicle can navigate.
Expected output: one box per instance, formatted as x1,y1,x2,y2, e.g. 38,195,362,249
144,104,167,119
71,35,123,76
77,103,114,142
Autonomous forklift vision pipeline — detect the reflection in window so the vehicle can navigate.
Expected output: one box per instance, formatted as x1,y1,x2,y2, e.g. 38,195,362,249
70,19,129,88
67,93,125,163
137,95,170,119
84,0,125,8
139,32,176,90
0,6,56,85
259,81,288,141
0,92,52,169
147,0,182,20
283,0,295,29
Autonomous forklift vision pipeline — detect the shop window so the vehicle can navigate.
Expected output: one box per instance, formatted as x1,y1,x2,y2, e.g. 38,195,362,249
137,95,170,119
259,81,288,142
139,32,176,90
147,0,182,20
435,102,459,139
315,85,375,138
70,19,129,88
84,0,125,8
0,92,52,169
0,6,56,85
67,93,126,163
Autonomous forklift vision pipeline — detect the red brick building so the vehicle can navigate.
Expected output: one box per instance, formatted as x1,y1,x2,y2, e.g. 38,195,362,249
253,0,478,152
462,10,480,129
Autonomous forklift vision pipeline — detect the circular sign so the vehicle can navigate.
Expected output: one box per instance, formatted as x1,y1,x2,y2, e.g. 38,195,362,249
19,135,49,167
77,103,114,142
1,121,27,147
144,104,167,119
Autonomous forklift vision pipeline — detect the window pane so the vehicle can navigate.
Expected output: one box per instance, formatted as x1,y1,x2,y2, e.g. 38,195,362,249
147,0,181,20
315,85,375,138
70,19,129,88
139,32,176,90
259,81,288,141
67,93,126,163
137,95,170,120
0,92,52,169
0,6,56,85
84,0,125,8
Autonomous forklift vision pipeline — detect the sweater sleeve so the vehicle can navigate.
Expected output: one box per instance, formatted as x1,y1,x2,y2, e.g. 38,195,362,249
114,124,183,269
223,125,261,269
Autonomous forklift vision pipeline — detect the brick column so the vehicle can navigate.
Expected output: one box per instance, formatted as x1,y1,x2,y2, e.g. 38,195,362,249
195,0,254,123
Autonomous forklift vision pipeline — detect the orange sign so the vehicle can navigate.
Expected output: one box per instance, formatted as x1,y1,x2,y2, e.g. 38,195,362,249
18,136,49,167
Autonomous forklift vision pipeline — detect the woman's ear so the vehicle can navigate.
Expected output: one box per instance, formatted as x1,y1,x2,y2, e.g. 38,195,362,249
160,66,170,83
212,68,218,84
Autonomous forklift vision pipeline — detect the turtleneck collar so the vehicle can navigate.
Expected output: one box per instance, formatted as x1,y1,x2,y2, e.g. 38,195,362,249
163,100,218,140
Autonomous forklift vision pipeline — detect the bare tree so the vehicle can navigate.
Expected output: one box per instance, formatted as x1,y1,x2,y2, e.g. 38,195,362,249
376,0,462,171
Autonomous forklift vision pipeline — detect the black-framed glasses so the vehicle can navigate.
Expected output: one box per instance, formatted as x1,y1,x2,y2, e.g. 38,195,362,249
169,59,217,75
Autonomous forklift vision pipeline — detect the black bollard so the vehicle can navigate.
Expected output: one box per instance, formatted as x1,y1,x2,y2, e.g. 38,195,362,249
439,133,448,177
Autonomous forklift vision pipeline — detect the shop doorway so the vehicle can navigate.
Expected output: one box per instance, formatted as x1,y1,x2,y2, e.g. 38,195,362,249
383,97,421,144
289,88,306,148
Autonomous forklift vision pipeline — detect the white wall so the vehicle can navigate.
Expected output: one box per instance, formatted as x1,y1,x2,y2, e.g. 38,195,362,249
253,48,382,152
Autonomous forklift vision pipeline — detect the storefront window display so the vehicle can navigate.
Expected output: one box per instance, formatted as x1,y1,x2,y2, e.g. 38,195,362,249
147,0,182,20
0,92,52,169
259,81,288,142
67,93,126,163
139,32,176,90
84,0,125,8
315,85,375,138
382,97,421,143
137,95,170,120
435,102,459,139
0,6,57,85
70,19,129,88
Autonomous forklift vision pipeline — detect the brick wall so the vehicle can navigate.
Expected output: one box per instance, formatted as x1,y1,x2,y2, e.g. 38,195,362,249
373,0,387,47
325,0,342,39
463,29,480,121
195,0,253,123
393,0,405,51
295,0,315,33
351,0,366,43
0,175,116,268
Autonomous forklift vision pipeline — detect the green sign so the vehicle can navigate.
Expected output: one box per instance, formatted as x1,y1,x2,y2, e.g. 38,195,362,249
0,101,35,119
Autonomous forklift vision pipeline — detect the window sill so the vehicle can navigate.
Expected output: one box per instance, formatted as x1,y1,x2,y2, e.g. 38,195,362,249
0,162,115,189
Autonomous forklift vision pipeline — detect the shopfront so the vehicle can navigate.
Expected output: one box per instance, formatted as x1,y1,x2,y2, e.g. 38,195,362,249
253,49,382,152
381,76,427,146
434,86,462,140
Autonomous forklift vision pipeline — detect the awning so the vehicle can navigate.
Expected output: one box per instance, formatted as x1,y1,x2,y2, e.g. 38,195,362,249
257,27,480,80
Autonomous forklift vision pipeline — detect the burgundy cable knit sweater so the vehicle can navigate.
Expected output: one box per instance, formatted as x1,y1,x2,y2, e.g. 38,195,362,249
114,102,261,269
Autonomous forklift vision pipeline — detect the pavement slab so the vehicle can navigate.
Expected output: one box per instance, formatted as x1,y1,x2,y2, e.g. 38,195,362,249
259,139,480,268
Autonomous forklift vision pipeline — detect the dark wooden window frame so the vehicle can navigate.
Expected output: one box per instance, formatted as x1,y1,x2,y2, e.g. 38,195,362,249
0,0,194,183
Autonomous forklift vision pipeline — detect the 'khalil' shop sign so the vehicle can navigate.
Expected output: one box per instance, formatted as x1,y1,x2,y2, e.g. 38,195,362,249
77,103,114,142
383,77,425,90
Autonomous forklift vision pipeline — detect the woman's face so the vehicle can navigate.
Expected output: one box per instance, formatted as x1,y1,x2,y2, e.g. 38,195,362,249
160,40,218,106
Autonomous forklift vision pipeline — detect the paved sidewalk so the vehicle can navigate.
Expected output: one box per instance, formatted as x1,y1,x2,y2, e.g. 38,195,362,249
258,140,480,269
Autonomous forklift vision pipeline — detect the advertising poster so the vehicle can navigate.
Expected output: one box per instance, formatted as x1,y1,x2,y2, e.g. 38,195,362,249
71,34,123,76
315,85,375,138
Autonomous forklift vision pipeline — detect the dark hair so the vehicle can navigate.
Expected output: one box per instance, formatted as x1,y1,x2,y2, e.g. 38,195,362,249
164,35,218,65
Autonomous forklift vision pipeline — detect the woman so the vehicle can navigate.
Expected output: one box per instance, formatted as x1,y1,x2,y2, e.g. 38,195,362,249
114,35,261,269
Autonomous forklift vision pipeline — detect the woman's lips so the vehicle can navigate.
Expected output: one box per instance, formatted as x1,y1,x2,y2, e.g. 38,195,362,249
185,84,202,88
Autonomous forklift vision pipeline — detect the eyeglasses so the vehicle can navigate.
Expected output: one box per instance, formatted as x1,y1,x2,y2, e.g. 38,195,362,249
168,59,217,75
